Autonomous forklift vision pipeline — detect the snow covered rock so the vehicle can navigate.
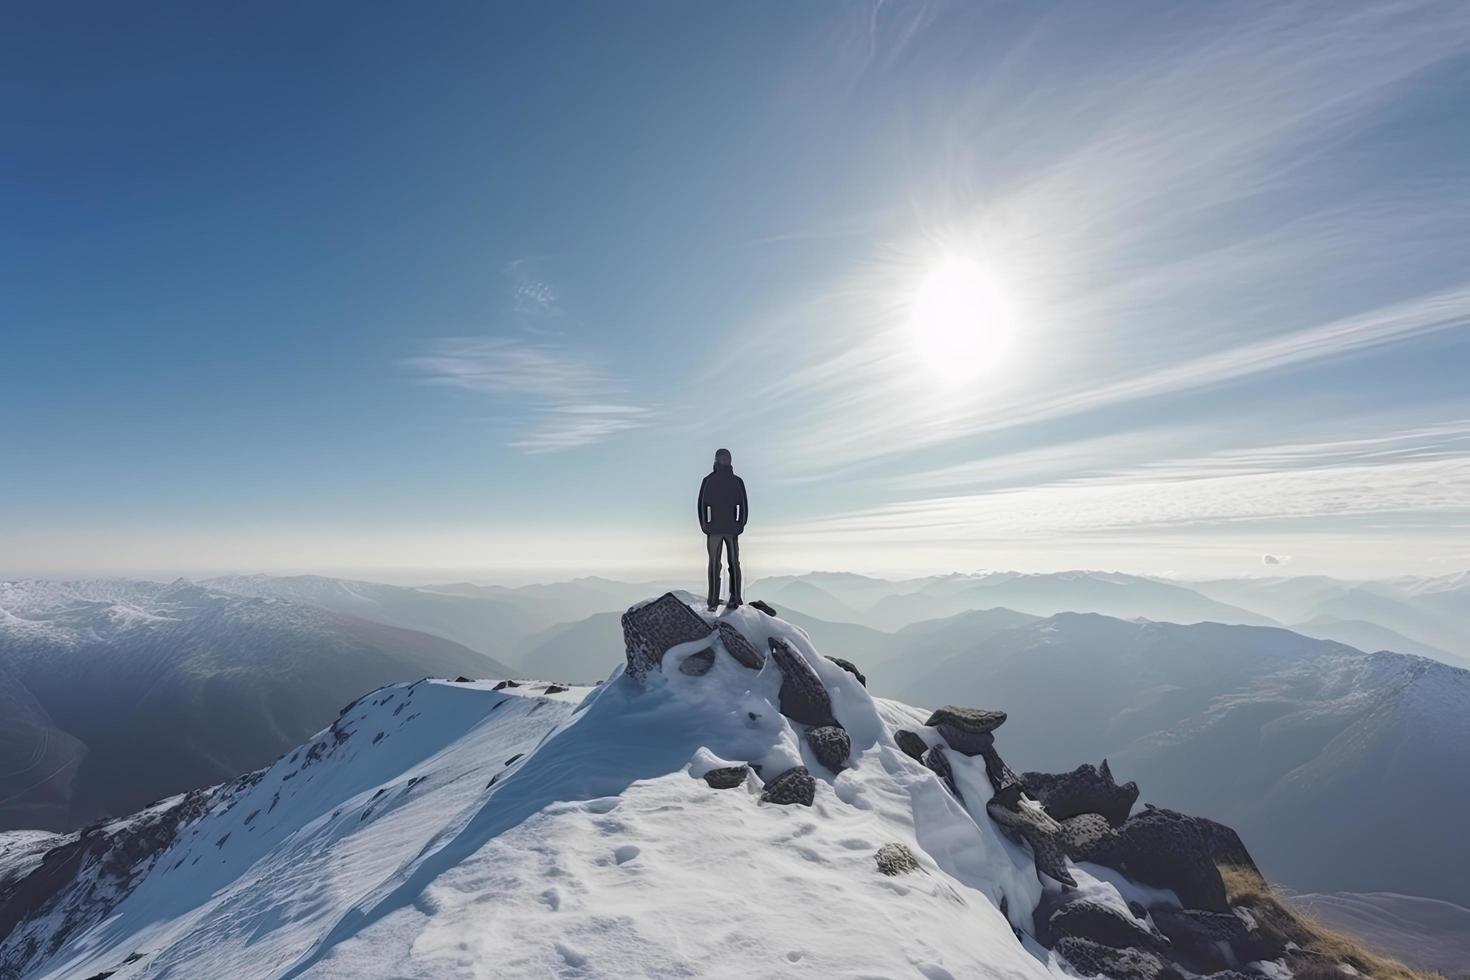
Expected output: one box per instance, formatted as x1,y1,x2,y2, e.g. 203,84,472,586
1021,759,1139,827
768,636,838,727
827,656,866,687
620,592,713,679
1039,897,1169,953
701,765,750,789
893,728,928,761
804,725,851,773
922,745,959,797
985,783,1077,887
1054,936,1182,980
980,742,1022,793
678,648,715,675
714,621,764,669
759,765,816,806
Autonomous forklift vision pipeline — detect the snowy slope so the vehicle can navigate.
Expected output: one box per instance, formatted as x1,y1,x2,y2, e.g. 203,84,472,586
0,604,1146,980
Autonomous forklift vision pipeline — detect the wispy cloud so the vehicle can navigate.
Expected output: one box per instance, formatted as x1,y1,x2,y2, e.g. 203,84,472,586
406,337,650,453
771,419,1470,550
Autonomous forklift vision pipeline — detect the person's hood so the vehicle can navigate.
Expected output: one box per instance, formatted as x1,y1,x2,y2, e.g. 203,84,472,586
711,462,733,473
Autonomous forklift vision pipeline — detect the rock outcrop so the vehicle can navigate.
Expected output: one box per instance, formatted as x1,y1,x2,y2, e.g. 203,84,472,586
894,728,928,761
926,705,1006,755
985,784,1076,887
702,765,750,789
1054,937,1182,980
923,745,959,797
1020,760,1139,827
1038,897,1168,953
621,593,713,679
768,637,837,728
1099,807,1232,912
805,725,851,773
1058,812,1120,864
760,766,816,806
1151,908,1274,972
715,622,764,670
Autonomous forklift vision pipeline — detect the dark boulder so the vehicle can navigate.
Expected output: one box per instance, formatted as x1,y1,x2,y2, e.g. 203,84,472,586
679,649,716,676
985,784,1076,888
760,766,816,806
1191,816,1260,876
453,676,473,683
1038,897,1169,952
938,726,994,756
979,744,1022,794
925,705,1007,735
768,637,837,727
1151,909,1276,972
750,600,778,616
703,765,750,789
492,679,521,690
1102,808,1230,912
828,657,866,687
805,725,851,773
875,842,921,876
715,622,764,670
1020,759,1139,827
1059,812,1121,864
543,684,568,694
1054,938,1182,980
621,593,715,680
894,728,928,761
923,745,959,797
927,706,1008,757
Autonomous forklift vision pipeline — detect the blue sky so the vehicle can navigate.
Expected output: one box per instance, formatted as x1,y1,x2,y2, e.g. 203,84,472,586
4,1,1469,581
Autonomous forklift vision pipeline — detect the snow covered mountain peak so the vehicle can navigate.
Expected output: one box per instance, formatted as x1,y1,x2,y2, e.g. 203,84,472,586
1,595,1332,979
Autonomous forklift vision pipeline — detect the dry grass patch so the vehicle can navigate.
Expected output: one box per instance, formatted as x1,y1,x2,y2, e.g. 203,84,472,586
1219,865,1443,980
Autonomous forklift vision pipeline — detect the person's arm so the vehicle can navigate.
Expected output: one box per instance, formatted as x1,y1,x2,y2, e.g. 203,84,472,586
698,477,710,532
736,477,749,530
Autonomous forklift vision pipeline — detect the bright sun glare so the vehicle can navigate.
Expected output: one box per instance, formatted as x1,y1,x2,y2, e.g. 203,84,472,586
908,254,1017,384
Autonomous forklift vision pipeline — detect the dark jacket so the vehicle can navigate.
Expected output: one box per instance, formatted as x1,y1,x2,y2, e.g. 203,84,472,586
698,463,748,535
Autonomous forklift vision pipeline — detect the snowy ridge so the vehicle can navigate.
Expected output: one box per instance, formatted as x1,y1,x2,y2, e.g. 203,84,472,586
3,599,1296,979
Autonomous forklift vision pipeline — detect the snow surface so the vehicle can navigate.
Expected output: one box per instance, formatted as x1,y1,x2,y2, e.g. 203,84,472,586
23,601,1123,979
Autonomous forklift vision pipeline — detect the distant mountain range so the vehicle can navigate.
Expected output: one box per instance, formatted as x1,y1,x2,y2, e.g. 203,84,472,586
874,610,1470,906
0,579,506,832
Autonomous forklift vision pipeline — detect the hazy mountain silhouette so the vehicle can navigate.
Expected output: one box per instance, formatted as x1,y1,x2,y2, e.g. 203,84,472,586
0,579,509,831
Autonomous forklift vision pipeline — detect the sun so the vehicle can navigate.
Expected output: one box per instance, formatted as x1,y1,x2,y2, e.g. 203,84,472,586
907,254,1017,384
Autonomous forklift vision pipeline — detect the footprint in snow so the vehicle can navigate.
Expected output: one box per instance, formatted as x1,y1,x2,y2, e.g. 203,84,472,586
555,942,588,969
613,844,640,865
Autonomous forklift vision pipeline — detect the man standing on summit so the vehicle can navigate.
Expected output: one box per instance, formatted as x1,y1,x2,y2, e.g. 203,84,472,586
698,448,748,611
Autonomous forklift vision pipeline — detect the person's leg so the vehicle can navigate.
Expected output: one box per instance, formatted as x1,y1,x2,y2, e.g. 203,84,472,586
706,533,722,609
726,534,742,605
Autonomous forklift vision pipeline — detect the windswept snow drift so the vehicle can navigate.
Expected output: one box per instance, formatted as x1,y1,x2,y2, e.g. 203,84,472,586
6,603,1155,979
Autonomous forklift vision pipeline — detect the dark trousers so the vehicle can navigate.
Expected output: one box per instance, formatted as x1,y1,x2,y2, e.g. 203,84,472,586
706,533,742,605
